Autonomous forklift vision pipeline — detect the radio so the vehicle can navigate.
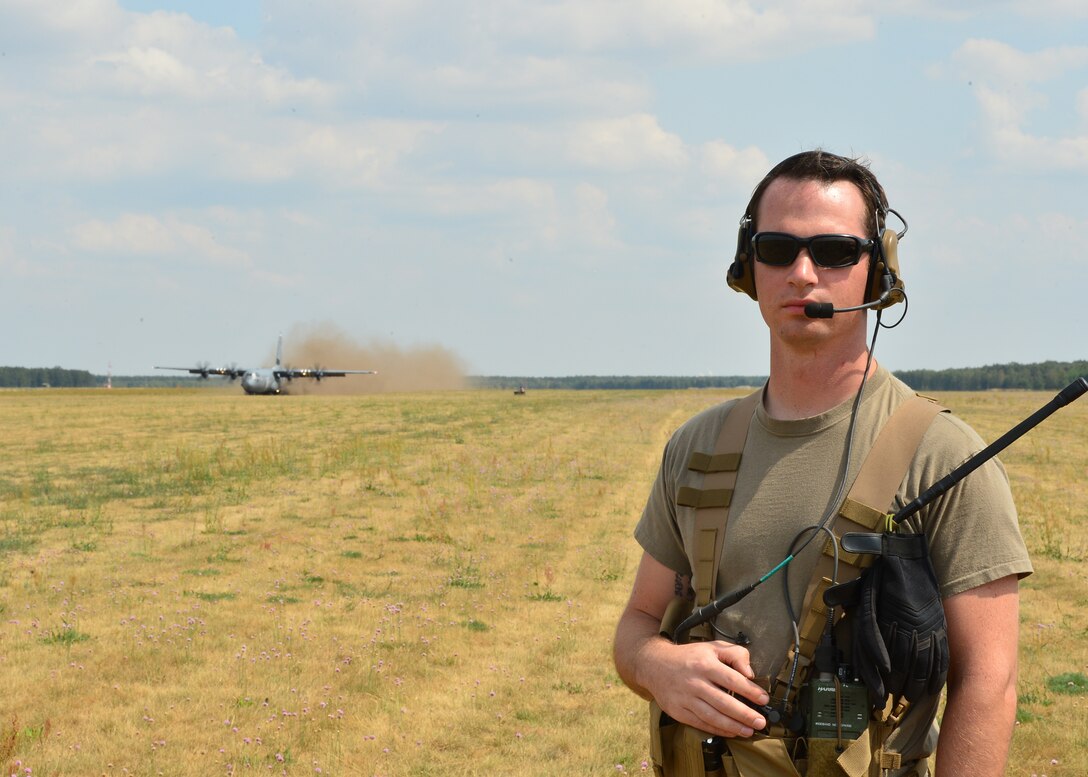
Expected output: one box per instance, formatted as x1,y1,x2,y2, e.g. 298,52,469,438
803,675,868,741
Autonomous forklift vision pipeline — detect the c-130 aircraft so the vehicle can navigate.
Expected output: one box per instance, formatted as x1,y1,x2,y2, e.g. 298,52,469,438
155,335,376,395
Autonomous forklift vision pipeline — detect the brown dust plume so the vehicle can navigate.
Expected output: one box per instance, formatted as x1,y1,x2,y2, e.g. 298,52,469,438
274,323,466,394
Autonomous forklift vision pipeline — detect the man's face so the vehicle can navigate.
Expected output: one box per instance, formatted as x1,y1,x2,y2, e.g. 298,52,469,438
753,177,872,349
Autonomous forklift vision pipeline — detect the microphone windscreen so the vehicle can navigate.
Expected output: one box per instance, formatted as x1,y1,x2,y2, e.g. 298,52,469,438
804,302,834,319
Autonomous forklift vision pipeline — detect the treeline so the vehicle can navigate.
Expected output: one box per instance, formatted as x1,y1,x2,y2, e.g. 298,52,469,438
0,366,97,388
0,368,203,389
471,375,768,390
106,375,207,388
473,360,1088,392
892,361,1088,391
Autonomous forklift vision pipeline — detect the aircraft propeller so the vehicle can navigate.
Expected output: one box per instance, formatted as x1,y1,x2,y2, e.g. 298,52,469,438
196,361,212,379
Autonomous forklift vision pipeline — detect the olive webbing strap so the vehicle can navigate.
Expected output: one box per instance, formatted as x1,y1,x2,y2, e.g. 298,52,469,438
771,394,947,710
679,390,762,642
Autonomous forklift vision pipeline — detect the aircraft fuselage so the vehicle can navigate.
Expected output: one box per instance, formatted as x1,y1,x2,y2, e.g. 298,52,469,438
241,369,282,395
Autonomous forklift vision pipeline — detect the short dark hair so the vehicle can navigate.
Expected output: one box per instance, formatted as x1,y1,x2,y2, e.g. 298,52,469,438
744,150,888,237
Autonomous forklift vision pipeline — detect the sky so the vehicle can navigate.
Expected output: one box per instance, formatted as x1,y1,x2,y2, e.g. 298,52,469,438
2,1,1086,378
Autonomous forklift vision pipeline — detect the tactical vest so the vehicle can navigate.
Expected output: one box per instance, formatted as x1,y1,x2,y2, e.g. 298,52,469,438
650,389,946,777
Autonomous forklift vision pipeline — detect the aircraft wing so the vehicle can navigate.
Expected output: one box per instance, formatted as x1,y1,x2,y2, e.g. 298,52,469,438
155,365,247,379
275,368,377,380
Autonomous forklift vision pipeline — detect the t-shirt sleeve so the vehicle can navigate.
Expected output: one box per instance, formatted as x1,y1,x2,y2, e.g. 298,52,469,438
897,412,1033,599
634,434,693,576
632,401,738,577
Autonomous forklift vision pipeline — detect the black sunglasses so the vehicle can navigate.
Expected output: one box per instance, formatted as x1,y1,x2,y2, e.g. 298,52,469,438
751,232,874,269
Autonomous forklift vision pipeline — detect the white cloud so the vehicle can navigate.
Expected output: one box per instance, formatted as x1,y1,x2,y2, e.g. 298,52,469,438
1003,0,1088,18
0,0,125,43
92,45,203,98
846,0,1088,21
1036,212,1086,265
954,38,1088,83
0,2,338,187
423,56,650,115
71,213,252,268
990,125,1088,169
4,3,331,104
573,183,619,249
0,226,38,277
973,84,1038,128
411,177,557,220
207,120,437,186
261,0,875,119
460,0,873,62
949,39,1088,170
699,142,771,188
75,12,335,105
566,114,689,172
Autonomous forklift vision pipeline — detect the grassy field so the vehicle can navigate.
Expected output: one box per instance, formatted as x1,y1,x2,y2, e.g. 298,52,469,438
0,386,1085,776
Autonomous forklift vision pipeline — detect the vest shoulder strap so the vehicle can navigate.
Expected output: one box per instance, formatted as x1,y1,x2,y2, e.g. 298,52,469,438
687,390,761,624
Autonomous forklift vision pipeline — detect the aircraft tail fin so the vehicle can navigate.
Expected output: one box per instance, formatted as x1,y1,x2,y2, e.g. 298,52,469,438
276,334,283,367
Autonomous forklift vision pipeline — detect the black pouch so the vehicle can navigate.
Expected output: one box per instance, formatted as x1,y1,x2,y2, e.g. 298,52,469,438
824,531,949,706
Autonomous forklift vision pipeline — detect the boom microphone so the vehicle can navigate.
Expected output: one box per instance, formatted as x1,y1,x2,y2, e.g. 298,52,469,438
804,289,903,319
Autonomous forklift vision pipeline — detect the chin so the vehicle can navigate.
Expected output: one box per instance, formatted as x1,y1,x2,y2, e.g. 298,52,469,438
775,318,834,344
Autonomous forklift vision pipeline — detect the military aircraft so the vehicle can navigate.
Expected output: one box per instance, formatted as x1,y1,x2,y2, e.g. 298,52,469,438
155,336,376,395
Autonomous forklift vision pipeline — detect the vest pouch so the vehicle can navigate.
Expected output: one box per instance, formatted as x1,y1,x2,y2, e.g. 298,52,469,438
649,701,728,777
804,738,851,777
727,736,802,776
798,718,904,777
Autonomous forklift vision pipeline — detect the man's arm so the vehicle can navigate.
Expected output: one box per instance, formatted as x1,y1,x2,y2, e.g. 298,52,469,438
935,574,1020,776
613,551,771,737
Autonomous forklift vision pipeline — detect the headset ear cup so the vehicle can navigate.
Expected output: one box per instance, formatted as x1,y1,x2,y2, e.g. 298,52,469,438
727,217,758,300
867,228,905,306
726,257,757,300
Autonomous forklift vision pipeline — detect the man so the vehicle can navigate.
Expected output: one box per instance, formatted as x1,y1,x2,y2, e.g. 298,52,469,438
613,150,1031,776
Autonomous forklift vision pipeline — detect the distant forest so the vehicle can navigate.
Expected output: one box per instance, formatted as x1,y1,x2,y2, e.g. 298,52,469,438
0,367,201,389
0,366,98,388
473,360,1088,391
2,360,1086,391
893,361,1088,391
471,374,767,390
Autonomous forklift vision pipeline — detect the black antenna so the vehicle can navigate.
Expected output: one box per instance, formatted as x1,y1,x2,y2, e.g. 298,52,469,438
893,377,1088,524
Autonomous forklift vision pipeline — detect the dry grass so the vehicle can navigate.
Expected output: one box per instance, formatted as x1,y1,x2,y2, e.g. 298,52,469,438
0,386,1085,776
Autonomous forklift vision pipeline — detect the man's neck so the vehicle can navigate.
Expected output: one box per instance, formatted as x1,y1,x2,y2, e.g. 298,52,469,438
764,344,877,421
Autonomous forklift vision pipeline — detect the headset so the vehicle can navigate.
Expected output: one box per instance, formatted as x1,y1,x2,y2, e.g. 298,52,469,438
726,182,907,312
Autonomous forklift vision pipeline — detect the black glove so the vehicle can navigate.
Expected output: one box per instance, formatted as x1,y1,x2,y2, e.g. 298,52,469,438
824,531,949,707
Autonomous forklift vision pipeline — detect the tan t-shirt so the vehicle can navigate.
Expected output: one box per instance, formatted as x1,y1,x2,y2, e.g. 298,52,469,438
634,366,1032,771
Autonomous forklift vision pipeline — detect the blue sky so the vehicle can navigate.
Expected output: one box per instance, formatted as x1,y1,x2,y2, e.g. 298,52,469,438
2,1,1086,377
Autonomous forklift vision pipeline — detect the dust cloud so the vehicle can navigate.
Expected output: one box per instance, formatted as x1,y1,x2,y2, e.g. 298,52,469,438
275,324,467,395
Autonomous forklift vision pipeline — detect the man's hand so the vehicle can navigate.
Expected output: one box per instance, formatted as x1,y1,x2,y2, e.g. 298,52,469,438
636,636,771,737
613,552,770,738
